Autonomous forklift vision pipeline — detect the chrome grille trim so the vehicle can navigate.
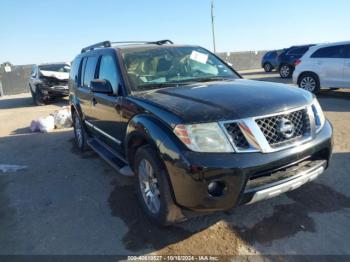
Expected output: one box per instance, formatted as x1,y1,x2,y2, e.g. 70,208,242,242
219,105,315,153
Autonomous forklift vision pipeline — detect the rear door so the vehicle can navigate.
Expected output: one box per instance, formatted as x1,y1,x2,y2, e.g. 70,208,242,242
310,45,345,88
76,56,99,130
88,54,124,152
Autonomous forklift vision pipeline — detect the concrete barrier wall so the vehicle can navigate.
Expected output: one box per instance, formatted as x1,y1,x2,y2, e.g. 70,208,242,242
0,50,268,96
216,50,268,71
0,65,33,96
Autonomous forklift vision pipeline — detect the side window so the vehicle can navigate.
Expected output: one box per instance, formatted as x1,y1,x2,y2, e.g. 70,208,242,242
287,47,307,55
98,55,119,93
79,57,87,86
31,66,37,77
342,45,350,59
69,58,81,85
83,56,99,87
311,45,344,58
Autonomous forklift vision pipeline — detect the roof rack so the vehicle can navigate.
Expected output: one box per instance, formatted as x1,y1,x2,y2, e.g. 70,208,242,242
81,39,173,53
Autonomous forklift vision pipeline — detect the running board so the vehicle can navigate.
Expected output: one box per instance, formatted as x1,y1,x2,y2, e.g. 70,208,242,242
87,138,134,177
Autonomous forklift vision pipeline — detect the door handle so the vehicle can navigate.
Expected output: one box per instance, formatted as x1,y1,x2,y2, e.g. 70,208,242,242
92,98,97,106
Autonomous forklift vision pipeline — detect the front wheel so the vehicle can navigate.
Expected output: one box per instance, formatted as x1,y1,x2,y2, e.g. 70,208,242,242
298,73,320,94
31,86,49,106
279,64,292,78
134,145,184,226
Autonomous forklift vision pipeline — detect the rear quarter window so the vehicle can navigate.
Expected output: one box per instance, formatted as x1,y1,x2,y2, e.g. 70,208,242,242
69,58,81,85
311,45,345,59
82,56,99,87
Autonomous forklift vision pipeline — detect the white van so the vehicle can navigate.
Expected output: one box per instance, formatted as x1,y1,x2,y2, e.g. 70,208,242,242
293,41,350,93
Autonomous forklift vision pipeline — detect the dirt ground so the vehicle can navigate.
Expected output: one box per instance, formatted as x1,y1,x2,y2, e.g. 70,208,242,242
0,70,350,257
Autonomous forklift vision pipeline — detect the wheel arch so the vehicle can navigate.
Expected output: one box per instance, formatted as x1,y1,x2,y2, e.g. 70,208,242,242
125,114,185,170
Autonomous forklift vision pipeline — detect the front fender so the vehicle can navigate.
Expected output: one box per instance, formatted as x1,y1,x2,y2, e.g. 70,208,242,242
126,114,196,206
126,114,188,165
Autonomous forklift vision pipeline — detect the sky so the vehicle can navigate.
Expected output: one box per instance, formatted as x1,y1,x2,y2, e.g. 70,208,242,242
0,0,349,65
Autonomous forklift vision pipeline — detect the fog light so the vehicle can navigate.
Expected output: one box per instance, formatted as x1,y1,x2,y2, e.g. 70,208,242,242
208,181,226,197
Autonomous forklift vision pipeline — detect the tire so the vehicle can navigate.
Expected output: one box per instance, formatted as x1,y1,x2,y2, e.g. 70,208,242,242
31,86,49,106
73,111,88,151
298,73,320,94
279,64,293,78
263,63,273,72
134,145,184,226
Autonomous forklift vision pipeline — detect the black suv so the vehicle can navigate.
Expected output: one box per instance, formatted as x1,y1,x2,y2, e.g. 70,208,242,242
29,63,71,105
261,49,284,72
69,40,333,225
277,45,315,78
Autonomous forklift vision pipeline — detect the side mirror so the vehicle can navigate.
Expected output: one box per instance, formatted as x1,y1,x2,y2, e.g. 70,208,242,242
90,79,113,94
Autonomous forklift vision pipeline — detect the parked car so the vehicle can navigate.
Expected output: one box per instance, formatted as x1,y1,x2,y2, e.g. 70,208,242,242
261,49,283,72
293,41,350,93
29,63,71,105
69,40,333,225
277,45,315,78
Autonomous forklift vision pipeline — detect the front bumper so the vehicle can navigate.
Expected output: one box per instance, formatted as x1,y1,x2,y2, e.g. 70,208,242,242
40,85,69,96
166,120,333,212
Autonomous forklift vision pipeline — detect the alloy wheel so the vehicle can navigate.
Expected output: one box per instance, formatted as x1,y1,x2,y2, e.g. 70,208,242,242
74,114,83,148
138,159,161,214
280,65,290,78
300,76,316,92
264,63,271,72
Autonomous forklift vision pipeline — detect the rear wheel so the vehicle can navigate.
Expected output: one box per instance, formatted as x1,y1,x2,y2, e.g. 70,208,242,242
134,145,184,226
298,73,320,94
263,63,273,72
73,112,88,151
279,64,292,78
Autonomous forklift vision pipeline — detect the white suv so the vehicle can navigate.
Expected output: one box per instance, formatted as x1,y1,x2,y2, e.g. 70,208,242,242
293,41,350,93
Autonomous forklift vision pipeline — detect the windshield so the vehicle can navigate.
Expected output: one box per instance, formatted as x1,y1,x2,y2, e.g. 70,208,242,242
121,46,239,91
39,64,71,73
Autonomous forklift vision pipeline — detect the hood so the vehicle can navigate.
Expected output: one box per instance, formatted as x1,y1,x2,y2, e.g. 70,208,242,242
40,70,69,81
132,79,313,124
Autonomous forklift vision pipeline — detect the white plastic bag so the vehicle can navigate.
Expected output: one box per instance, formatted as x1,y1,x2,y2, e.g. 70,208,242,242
53,106,72,129
30,115,55,133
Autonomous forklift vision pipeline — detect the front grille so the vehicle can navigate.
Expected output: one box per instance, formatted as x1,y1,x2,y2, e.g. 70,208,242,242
255,109,310,148
224,123,249,149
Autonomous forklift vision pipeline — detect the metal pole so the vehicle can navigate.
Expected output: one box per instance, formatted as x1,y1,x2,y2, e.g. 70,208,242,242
211,0,216,53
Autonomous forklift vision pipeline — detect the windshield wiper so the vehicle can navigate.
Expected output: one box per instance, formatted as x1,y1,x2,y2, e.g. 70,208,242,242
193,76,235,82
136,82,183,90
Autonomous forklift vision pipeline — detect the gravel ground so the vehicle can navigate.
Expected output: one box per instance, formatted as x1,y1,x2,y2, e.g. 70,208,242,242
0,71,349,257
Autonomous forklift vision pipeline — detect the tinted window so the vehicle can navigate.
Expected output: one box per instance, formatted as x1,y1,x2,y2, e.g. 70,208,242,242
98,55,119,92
343,45,350,58
39,64,70,72
69,58,81,85
122,46,238,91
31,66,37,76
311,45,345,58
83,56,99,87
287,47,308,55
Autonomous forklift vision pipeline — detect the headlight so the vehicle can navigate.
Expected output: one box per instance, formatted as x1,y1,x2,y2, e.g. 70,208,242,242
174,123,234,153
312,98,325,133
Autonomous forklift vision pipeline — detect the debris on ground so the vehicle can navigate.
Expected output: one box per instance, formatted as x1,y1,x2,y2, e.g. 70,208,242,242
30,106,72,133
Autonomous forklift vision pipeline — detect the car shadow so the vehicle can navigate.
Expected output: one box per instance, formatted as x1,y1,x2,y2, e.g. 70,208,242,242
0,95,69,110
0,95,33,109
108,152,350,255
